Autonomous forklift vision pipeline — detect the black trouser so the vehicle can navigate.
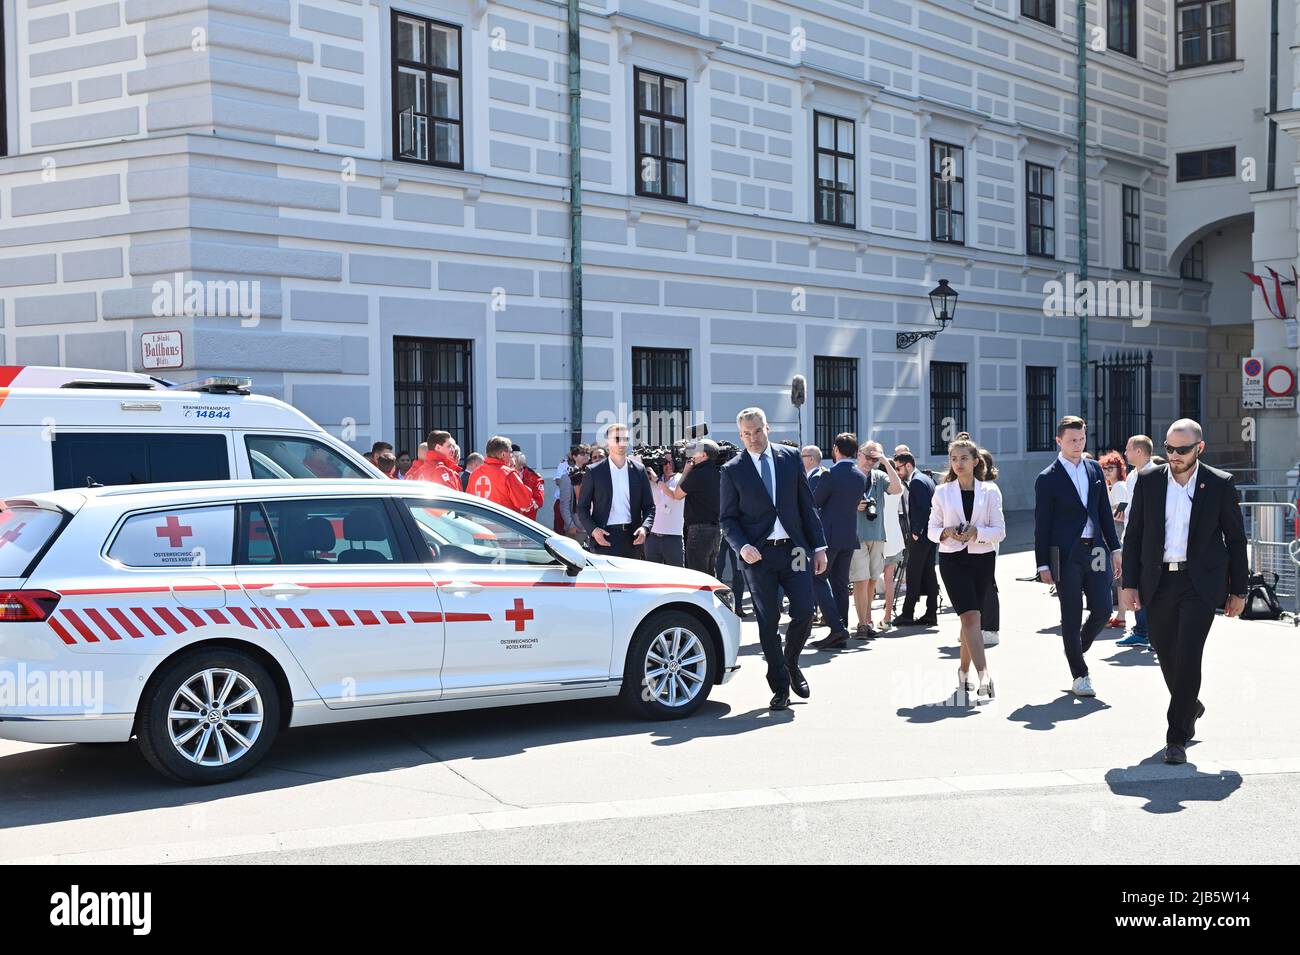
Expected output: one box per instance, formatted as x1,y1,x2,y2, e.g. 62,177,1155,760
590,524,638,559
685,523,721,576
1056,538,1113,679
1146,570,1214,747
716,538,746,608
644,532,683,566
900,536,938,618
813,546,852,631
741,540,815,693
982,574,1000,631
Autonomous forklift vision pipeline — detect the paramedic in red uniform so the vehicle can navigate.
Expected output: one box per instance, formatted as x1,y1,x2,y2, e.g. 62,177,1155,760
513,449,545,520
470,436,537,515
408,431,462,490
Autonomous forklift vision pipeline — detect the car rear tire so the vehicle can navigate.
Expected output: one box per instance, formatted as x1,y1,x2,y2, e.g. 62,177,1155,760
621,610,717,720
136,648,281,784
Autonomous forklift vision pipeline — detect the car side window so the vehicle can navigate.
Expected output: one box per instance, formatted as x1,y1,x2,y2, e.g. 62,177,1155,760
53,433,230,489
244,498,403,565
245,435,371,480
107,506,235,568
405,500,558,567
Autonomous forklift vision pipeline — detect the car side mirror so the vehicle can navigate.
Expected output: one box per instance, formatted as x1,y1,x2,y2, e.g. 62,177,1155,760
545,535,588,577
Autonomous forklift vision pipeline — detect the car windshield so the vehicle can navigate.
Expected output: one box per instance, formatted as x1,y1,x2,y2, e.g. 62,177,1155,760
245,436,372,480
406,502,556,566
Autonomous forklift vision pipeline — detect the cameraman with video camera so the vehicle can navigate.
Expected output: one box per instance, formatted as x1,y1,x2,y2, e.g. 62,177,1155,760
665,438,723,576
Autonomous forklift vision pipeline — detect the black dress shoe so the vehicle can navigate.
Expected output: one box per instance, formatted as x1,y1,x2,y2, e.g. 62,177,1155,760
913,615,938,627
787,666,810,698
1163,743,1187,765
892,615,918,627
811,629,850,649
770,690,791,711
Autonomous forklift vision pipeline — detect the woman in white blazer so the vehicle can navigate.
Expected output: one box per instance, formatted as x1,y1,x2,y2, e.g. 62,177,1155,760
927,434,1007,701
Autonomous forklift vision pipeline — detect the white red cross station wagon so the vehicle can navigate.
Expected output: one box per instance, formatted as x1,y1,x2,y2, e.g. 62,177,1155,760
0,480,740,783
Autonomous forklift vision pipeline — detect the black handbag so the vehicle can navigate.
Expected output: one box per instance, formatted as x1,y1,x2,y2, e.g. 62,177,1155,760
1241,572,1283,620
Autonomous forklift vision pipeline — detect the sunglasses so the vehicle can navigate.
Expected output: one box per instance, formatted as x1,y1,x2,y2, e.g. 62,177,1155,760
1164,442,1198,455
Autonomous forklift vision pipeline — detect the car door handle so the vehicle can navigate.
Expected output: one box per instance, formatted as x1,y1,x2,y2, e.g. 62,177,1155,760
440,581,483,596
259,583,310,599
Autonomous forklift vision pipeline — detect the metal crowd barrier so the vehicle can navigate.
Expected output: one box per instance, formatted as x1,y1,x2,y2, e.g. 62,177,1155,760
1240,500,1300,624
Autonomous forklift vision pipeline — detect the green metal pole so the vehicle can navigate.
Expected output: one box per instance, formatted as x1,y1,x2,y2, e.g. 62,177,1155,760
567,0,584,447
1076,0,1089,429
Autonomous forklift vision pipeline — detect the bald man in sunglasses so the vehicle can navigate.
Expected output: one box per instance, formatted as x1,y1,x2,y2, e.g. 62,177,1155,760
1120,419,1248,765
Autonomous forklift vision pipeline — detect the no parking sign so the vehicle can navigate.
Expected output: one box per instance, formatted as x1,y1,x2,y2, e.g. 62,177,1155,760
1265,364,1296,409
1242,357,1264,408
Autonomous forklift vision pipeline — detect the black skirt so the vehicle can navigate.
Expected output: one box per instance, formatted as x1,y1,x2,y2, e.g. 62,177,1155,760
938,549,996,616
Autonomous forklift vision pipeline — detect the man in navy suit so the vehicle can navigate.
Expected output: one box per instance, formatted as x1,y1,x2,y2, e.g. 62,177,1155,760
721,407,828,710
801,445,828,492
577,422,655,559
1034,415,1122,697
893,452,939,625
810,432,868,649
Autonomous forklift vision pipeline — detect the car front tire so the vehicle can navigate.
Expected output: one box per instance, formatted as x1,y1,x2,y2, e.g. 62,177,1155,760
621,610,717,720
136,648,281,785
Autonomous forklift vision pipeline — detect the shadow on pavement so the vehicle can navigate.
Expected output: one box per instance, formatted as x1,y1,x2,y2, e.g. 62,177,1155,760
1105,750,1244,813
1102,646,1160,667
896,689,987,722
1006,693,1112,731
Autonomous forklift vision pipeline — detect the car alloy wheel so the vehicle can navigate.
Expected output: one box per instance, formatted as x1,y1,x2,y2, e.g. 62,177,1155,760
643,626,708,708
167,667,264,766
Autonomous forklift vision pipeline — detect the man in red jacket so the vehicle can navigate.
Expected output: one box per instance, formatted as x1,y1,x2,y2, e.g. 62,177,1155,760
468,436,536,515
409,431,462,491
513,449,545,520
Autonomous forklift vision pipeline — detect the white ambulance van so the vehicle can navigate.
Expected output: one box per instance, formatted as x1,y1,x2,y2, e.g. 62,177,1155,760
0,366,382,497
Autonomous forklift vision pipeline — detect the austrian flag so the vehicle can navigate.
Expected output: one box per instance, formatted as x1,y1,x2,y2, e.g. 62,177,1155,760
1243,266,1299,320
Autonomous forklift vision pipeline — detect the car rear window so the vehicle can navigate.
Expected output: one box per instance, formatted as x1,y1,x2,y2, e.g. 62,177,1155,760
52,433,230,489
0,507,65,577
107,506,235,567
245,436,371,480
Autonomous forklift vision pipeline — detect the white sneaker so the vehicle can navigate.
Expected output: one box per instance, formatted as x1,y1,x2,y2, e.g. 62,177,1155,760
982,630,1000,646
1072,675,1096,697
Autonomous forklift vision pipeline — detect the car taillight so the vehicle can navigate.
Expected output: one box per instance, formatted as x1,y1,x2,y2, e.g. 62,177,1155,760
0,590,61,622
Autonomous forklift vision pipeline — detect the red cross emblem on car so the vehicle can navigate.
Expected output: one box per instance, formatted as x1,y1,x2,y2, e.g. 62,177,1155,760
155,515,194,548
505,598,534,632
0,521,26,549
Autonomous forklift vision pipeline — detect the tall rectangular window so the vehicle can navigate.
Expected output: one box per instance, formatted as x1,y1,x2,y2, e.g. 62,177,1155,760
1122,185,1141,271
632,348,690,444
1108,0,1137,56
1026,162,1056,258
1179,375,1203,423
635,68,688,202
1176,147,1235,181
393,337,473,462
931,141,964,245
1026,366,1057,452
1021,0,1056,26
814,112,855,228
1176,0,1235,69
392,12,463,168
814,357,858,455
1180,240,1205,280
930,362,967,455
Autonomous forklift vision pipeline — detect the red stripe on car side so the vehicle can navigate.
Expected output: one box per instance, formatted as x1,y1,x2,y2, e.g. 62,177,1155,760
61,610,100,643
84,608,122,641
205,609,229,625
108,607,144,639
228,607,257,629
328,609,354,627
254,607,278,629
382,610,404,624
303,609,329,628
278,608,305,629
179,608,205,628
356,610,380,625
48,617,77,645
132,608,167,636
154,607,187,634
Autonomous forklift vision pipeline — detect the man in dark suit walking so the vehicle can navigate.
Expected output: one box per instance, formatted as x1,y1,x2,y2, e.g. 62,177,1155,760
1034,415,1122,697
1121,419,1247,764
577,422,655,559
721,407,828,710
810,432,868,650
892,452,939,626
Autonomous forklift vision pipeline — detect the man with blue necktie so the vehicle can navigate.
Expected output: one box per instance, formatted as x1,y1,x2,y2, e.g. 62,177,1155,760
721,408,828,710
1034,415,1122,697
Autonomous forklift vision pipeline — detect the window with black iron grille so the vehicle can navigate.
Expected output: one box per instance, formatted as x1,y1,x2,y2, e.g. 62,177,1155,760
1176,147,1235,182
1180,240,1205,280
1026,162,1055,258
1026,366,1057,452
814,357,858,455
1176,0,1235,69
1122,185,1141,272
814,112,855,228
1108,0,1137,56
931,141,964,244
391,11,463,168
632,348,690,445
635,68,688,202
930,362,967,455
1179,375,1203,423
393,337,473,462
1022,0,1056,26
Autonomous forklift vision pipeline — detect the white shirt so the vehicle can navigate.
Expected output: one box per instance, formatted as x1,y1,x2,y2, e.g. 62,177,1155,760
607,458,632,525
884,490,905,555
1058,453,1095,538
1163,463,1199,562
1124,459,1155,496
748,446,790,542
650,475,684,536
